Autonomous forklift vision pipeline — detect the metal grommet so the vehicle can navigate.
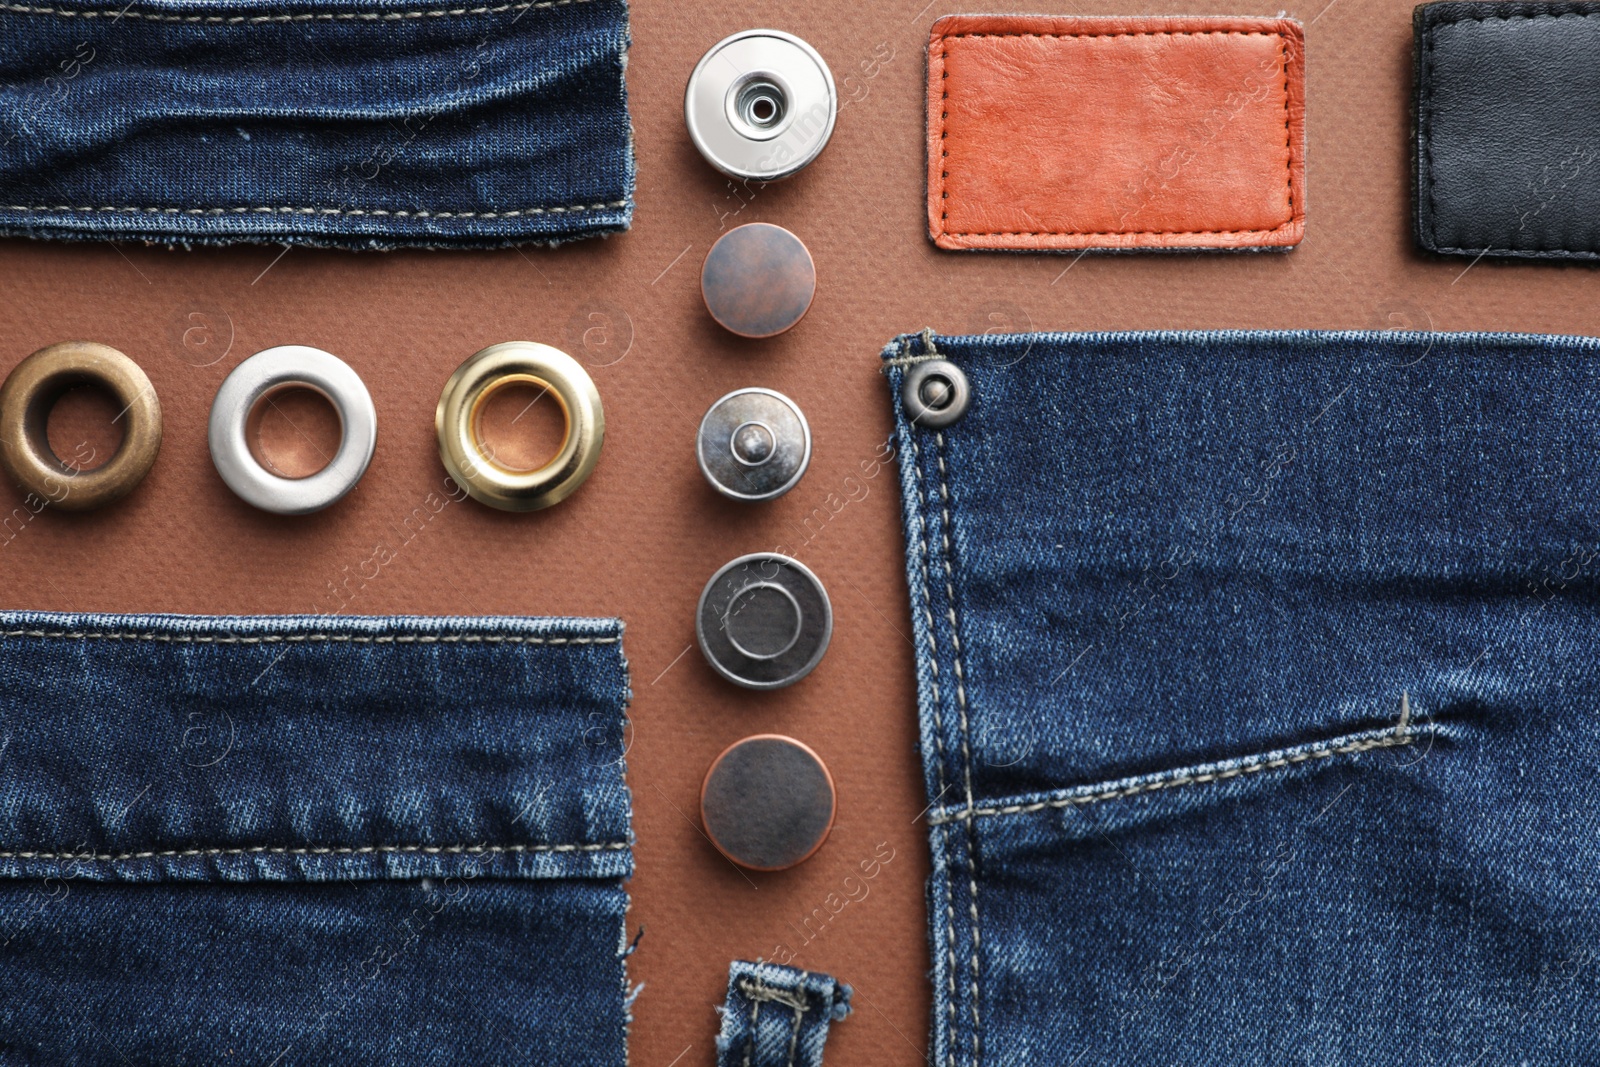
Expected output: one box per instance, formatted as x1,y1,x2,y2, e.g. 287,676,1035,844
209,345,376,515
701,223,816,338
697,552,832,690
902,359,971,429
701,734,836,871
685,29,837,181
436,341,604,512
697,387,810,501
0,341,161,511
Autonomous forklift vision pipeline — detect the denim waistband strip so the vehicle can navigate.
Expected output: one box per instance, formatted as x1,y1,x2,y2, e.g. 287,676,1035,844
0,0,633,248
0,611,633,882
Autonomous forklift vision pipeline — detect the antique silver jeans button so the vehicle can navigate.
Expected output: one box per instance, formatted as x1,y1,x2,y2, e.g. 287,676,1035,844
685,29,837,182
697,387,810,501
701,734,836,870
697,552,832,689
902,359,970,428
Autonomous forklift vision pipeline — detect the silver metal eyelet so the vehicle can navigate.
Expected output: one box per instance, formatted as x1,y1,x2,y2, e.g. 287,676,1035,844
902,359,970,429
208,345,376,515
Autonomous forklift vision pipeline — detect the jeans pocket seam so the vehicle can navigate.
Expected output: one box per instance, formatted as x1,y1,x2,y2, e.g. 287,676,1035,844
932,716,1434,826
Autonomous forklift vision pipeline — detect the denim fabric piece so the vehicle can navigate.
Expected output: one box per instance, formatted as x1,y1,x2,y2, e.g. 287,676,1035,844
0,611,633,1065
883,330,1600,1066
0,0,632,248
715,960,851,1067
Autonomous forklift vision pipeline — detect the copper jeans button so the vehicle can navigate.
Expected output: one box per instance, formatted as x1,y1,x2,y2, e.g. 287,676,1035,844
701,223,816,338
701,734,836,871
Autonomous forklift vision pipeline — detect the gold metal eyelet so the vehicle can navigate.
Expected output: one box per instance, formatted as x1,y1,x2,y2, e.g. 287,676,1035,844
0,341,162,511
435,342,604,512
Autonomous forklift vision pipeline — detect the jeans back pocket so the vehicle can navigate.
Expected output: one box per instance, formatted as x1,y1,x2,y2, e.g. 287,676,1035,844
885,330,1600,1066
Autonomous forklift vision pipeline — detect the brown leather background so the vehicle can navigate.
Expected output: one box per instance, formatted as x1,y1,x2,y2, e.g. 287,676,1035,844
3,0,1598,1063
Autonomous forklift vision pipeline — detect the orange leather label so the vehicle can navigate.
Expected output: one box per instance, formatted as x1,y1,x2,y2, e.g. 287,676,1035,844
927,15,1306,251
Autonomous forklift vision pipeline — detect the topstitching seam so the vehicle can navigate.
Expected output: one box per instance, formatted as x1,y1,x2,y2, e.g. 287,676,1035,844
933,429,982,1067
0,200,628,220
933,28,1297,241
905,417,959,1067
0,629,617,645
929,726,1418,825
0,0,594,22
0,840,630,862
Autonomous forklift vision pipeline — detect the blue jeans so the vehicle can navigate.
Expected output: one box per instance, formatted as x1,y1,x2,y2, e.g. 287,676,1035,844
0,0,633,248
883,330,1600,1065
0,612,633,1064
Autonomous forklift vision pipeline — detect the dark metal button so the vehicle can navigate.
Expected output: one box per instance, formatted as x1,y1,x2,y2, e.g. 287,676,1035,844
901,359,970,428
697,552,832,689
697,387,811,501
701,734,836,871
701,223,816,339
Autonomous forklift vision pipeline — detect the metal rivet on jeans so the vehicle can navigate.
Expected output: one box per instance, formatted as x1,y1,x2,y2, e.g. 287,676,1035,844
697,387,811,501
0,341,162,511
701,734,836,870
684,29,837,182
697,552,832,690
701,223,816,338
901,359,970,429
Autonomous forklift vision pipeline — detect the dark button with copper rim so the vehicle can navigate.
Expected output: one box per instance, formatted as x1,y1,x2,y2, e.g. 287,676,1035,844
697,552,832,689
701,734,836,871
701,223,816,338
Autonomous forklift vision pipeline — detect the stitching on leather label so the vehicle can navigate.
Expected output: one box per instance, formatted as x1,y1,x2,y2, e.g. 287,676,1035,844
1421,10,1600,256
932,27,1298,241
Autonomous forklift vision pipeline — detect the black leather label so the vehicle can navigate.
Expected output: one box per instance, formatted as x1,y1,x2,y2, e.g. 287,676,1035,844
1415,2,1600,259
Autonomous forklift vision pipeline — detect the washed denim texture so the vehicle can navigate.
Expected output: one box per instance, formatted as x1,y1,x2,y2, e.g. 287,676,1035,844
0,611,633,1065
0,0,632,248
715,960,851,1067
883,330,1600,1065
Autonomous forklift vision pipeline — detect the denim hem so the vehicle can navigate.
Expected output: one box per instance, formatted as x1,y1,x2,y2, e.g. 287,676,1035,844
0,0,634,248
0,611,633,885
0,206,634,250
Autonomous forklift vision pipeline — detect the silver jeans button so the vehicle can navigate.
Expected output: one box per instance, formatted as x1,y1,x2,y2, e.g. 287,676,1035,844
697,552,832,689
697,387,811,501
685,29,837,181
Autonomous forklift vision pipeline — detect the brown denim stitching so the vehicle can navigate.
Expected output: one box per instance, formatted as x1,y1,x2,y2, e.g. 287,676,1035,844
0,0,592,22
